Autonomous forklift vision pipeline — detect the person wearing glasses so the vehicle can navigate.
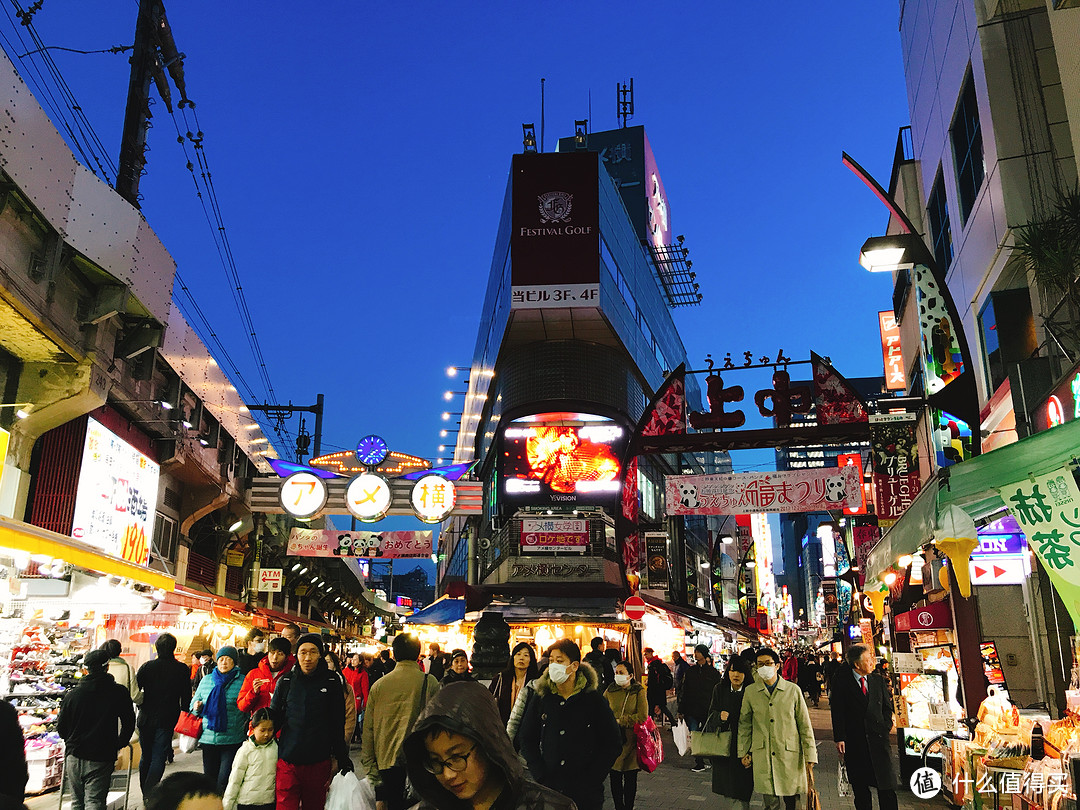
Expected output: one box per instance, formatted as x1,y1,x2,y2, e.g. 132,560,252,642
402,681,575,810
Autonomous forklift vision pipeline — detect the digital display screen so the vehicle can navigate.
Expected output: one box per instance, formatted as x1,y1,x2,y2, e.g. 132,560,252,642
500,412,625,507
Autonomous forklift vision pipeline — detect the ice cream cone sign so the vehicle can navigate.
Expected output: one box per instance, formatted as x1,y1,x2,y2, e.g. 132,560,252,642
864,585,888,622
934,504,979,598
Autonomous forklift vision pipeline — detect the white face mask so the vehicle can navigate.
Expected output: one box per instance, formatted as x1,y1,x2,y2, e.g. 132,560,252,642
614,673,631,687
252,642,266,653
757,665,777,681
547,662,572,685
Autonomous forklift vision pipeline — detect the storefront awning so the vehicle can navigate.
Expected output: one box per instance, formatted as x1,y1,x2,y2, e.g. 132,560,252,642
494,596,628,626
403,597,467,625
0,515,175,591
866,418,1080,584
638,593,758,641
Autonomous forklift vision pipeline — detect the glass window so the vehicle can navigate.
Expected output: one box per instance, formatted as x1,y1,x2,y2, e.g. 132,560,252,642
927,169,953,270
951,72,985,224
153,513,178,562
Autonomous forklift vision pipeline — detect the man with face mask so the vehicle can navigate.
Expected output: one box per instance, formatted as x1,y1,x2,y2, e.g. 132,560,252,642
237,628,267,675
238,637,294,714
736,647,817,810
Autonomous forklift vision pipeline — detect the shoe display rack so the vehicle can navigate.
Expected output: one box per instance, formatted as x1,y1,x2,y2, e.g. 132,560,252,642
1,613,94,794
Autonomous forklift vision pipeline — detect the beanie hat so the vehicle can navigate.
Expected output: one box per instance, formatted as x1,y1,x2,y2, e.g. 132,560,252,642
694,644,711,658
216,645,239,662
269,637,292,655
296,633,324,656
84,649,110,672
451,649,468,662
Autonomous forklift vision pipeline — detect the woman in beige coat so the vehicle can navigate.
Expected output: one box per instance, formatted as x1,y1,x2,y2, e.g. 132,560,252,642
603,661,648,810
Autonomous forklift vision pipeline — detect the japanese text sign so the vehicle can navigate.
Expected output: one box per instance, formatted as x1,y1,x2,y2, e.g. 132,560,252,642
520,518,588,551
287,528,433,558
258,568,283,592
998,467,1080,626
879,311,907,391
870,417,921,523
665,465,861,515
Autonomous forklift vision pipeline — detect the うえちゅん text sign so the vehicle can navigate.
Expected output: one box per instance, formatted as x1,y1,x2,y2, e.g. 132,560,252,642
665,465,861,516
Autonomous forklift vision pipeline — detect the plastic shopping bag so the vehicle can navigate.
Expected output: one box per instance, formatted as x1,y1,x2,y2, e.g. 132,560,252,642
178,734,198,754
672,719,691,757
356,776,376,810
634,717,664,773
326,772,366,810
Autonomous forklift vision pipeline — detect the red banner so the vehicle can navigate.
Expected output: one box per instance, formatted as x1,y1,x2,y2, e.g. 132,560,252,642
520,518,589,551
879,311,907,391
894,601,953,632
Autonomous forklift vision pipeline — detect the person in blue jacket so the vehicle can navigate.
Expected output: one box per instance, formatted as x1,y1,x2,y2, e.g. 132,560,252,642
191,645,250,791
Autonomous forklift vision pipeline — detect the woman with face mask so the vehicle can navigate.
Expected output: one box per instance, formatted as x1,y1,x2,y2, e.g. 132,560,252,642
519,639,623,810
603,662,648,810
707,657,755,810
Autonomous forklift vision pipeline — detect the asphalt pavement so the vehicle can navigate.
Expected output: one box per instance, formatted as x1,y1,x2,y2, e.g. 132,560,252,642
26,693,953,810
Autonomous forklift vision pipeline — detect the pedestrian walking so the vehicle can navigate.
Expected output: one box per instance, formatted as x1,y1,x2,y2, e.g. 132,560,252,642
823,653,840,695
324,650,358,746
341,652,368,731
707,657,754,810
222,708,278,810
830,644,898,810
0,695,28,807
191,646,249,792
236,629,267,676
135,633,192,795
402,681,576,810
604,661,648,810
102,639,143,706
360,633,439,810
56,649,136,810
519,638,622,810
672,651,690,697
584,636,615,691
271,634,353,810
424,643,448,681
441,650,475,684
802,656,823,707
237,637,293,715
679,644,722,772
642,648,676,726
491,642,538,728
736,647,817,810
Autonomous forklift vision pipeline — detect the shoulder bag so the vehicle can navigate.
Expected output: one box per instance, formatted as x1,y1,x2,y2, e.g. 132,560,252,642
690,710,731,757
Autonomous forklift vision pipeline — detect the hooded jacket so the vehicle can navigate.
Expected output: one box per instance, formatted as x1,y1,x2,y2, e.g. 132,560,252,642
518,662,621,810
222,736,278,810
271,659,351,767
403,681,576,810
237,655,294,714
57,670,136,761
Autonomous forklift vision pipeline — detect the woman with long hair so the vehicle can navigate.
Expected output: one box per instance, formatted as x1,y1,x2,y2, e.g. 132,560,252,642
490,642,539,726
708,656,755,810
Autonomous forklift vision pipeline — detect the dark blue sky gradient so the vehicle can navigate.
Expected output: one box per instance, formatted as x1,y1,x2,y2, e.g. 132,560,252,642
7,4,912,568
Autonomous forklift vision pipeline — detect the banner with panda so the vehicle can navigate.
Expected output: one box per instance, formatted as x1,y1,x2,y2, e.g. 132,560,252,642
665,464,861,515
287,527,433,558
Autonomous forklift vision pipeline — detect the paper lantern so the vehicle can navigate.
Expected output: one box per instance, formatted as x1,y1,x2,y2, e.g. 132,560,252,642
934,504,979,598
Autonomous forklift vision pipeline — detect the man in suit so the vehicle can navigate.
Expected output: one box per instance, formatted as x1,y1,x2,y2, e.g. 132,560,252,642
830,644,898,810
737,647,817,810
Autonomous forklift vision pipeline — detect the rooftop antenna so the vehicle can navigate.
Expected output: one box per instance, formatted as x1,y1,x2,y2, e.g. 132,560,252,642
617,78,634,128
540,78,546,153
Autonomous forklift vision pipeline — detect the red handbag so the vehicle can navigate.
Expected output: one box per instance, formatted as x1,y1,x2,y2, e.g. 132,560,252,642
174,710,203,739
634,717,664,773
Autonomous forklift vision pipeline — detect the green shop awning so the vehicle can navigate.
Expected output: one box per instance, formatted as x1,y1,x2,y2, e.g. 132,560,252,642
866,417,1080,584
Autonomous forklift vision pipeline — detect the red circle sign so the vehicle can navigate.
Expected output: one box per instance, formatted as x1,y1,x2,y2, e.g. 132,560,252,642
624,596,646,621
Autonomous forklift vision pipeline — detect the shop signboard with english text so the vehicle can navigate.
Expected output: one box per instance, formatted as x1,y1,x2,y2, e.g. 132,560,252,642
870,414,921,525
665,465,861,516
287,528,432,558
258,568,283,592
70,417,159,566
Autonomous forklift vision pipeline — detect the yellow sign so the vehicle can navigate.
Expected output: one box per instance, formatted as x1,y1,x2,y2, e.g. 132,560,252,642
0,427,8,491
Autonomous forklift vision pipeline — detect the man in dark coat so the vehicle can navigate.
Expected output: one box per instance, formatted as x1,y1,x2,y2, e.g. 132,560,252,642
135,632,192,794
831,644,898,810
583,636,614,691
678,645,722,773
57,650,136,810
643,647,676,726
0,696,28,808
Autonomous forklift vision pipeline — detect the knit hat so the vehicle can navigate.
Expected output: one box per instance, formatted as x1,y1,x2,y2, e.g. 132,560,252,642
451,649,468,662
296,633,324,656
83,649,110,672
216,645,239,662
694,644,711,658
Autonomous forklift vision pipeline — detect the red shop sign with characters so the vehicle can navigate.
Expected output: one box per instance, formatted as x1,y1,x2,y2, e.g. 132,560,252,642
893,601,953,632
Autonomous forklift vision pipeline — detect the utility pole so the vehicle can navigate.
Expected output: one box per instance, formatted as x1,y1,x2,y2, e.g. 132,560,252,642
246,394,325,462
116,0,189,208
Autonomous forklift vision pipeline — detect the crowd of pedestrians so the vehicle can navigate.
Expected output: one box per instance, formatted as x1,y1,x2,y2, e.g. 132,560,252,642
24,626,899,810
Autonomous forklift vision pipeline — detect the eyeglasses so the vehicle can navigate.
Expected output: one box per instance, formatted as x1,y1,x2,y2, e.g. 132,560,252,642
424,745,478,774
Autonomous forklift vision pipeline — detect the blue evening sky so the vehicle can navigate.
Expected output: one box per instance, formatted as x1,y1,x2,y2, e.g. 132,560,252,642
4,3,912,572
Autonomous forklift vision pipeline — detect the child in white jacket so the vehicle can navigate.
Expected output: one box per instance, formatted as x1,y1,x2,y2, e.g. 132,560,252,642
223,708,278,810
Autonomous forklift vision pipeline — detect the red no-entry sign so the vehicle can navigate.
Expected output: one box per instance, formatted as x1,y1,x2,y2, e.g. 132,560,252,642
624,596,646,621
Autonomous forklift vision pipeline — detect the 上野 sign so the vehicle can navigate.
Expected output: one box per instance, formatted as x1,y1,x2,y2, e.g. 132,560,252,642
258,568,283,592
665,465,861,516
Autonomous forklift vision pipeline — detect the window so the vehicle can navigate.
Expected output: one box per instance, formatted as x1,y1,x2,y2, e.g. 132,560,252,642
927,169,953,270
951,72,985,224
979,289,1036,393
153,512,179,562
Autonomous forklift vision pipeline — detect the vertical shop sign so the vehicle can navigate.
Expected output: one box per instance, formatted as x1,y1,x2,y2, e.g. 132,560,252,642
998,467,1080,627
644,532,669,589
878,311,907,391
822,579,838,618
869,414,921,525
852,525,880,588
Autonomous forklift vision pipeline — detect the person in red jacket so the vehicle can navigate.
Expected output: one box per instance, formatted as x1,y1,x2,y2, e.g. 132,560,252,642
237,637,293,714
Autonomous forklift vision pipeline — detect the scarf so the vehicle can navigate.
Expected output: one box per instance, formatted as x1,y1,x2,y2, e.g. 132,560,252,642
204,666,240,732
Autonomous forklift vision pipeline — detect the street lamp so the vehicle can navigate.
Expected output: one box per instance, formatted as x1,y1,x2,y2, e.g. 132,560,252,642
859,235,915,273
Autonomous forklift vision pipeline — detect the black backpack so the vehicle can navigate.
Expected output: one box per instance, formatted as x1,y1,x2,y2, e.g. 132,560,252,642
653,660,673,691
